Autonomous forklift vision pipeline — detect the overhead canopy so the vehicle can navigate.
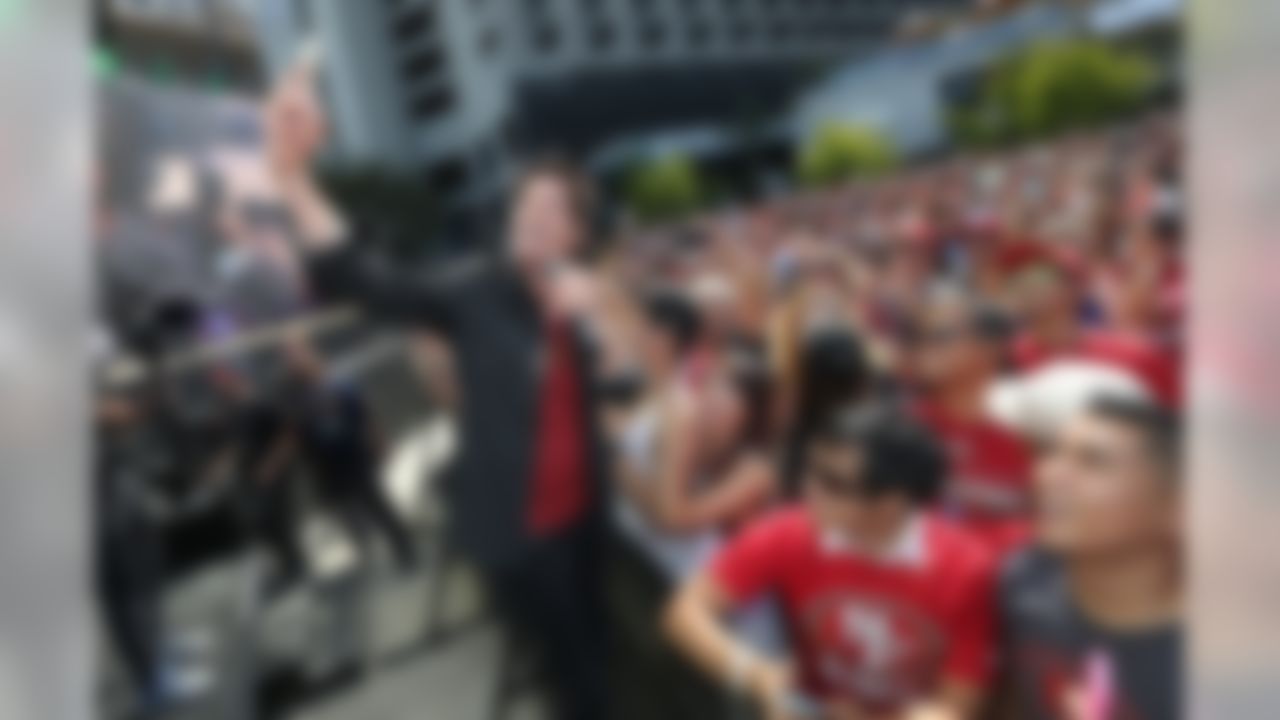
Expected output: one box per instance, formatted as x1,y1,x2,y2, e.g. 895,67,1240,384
509,61,806,160
590,121,790,174
1090,0,1182,36
791,3,1076,155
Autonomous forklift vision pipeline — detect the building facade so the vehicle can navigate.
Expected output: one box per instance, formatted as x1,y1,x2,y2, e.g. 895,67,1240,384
250,0,970,208
96,0,263,91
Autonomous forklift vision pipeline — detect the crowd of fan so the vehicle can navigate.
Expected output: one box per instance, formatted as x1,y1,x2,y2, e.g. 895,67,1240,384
597,111,1182,553
583,111,1183,719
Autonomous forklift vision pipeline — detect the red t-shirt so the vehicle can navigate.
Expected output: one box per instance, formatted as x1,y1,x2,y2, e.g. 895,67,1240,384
526,322,589,536
1011,330,1181,409
711,508,997,712
914,402,1034,556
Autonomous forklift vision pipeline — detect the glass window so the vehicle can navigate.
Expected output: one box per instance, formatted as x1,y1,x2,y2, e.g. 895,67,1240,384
531,24,562,54
688,21,713,47
409,87,456,121
590,23,618,52
640,22,667,49
401,46,447,80
392,7,436,43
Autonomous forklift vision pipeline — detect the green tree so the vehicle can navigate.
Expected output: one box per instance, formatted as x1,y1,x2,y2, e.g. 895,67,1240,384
319,166,437,260
624,154,706,223
1013,39,1154,137
796,123,899,188
952,39,1156,147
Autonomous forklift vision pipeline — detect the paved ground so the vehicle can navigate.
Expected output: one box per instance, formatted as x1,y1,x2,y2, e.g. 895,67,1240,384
100,527,548,720
294,626,546,720
98,419,550,720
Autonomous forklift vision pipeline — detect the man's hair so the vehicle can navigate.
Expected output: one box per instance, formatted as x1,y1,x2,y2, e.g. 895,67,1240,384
642,289,703,356
815,406,948,504
1087,394,1181,481
919,286,1015,347
801,328,871,407
514,154,598,241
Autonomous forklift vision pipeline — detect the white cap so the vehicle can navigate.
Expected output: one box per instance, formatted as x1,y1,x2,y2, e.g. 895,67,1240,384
987,360,1152,441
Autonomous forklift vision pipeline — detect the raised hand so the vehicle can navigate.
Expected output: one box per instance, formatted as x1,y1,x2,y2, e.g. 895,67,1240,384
264,63,328,187
262,57,347,250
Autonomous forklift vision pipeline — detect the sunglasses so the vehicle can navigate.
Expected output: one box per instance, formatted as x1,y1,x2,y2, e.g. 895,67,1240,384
809,464,880,500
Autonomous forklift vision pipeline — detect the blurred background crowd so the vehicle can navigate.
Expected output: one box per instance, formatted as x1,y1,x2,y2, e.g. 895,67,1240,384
90,0,1183,719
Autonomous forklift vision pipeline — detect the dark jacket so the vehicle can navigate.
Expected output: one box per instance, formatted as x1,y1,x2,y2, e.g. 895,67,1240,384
307,246,609,568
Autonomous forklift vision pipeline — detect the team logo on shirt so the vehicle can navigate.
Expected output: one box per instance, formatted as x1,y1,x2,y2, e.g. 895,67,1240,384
800,592,945,707
1019,643,1144,720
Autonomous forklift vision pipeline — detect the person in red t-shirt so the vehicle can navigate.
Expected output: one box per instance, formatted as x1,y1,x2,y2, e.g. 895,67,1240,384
1007,259,1180,408
665,409,997,720
911,291,1033,556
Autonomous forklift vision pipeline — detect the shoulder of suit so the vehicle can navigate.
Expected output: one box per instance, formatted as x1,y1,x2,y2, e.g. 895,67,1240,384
422,254,494,286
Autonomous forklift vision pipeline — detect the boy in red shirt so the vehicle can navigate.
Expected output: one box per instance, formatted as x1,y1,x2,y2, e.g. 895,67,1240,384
665,409,997,719
911,291,1033,556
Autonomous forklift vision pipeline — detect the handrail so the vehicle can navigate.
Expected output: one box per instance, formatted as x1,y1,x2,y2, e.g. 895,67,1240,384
101,305,359,386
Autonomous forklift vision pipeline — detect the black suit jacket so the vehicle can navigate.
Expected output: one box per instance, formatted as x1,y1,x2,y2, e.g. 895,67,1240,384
307,246,610,568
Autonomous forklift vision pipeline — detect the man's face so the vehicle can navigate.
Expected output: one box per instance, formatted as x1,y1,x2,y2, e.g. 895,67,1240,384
509,174,581,270
805,441,913,549
1035,413,1178,556
1011,265,1074,328
914,302,991,388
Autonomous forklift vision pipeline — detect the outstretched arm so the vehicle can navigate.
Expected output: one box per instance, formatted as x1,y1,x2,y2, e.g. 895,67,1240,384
265,61,463,328
265,62,346,253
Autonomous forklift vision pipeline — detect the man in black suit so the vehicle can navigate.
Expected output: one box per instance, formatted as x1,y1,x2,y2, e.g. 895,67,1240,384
266,66,611,720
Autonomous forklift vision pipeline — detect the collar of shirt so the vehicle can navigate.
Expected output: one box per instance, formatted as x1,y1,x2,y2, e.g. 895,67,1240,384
819,514,928,569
